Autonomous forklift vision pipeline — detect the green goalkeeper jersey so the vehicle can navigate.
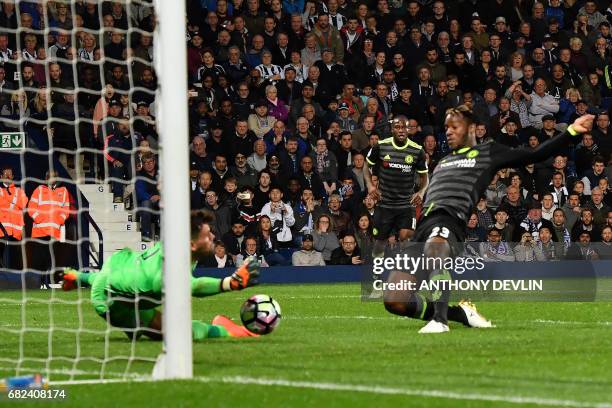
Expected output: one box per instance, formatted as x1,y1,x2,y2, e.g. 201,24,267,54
88,243,201,315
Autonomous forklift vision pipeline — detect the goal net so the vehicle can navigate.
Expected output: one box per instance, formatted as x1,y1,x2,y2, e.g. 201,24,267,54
0,0,191,383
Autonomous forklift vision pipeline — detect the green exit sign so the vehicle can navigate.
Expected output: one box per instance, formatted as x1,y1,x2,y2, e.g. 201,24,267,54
0,132,25,150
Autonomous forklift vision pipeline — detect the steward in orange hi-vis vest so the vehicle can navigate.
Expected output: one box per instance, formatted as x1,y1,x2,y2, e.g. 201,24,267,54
27,175,70,240
0,167,28,240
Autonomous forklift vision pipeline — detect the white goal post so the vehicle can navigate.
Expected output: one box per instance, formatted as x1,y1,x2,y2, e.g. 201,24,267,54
153,0,192,379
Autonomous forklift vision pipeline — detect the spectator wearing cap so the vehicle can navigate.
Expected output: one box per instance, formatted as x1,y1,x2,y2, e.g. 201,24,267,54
266,153,289,186
497,118,521,148
203,121,227,160
539,114,561,143
540,35,558,66
133,101,157,142
490,17,514,49
292,233,326,266
265,84,289,123
517,200,555,241
276,66,303,104
248,99,276,138
529,79,559,129
337,102,357,132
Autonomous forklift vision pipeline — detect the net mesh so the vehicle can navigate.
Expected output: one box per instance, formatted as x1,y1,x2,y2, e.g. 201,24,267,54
0,0,165,383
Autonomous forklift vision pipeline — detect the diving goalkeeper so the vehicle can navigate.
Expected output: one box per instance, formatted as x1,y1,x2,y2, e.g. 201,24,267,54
62,211,260,340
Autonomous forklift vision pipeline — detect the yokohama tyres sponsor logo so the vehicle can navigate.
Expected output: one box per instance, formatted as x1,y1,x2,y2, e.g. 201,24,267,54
383,161,413,172
439,158,476,168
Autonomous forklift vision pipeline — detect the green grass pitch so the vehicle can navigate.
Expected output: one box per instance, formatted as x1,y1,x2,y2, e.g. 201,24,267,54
1,283,612,407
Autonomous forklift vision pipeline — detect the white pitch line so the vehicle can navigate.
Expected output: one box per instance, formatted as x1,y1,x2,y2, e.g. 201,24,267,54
531,319,612,326
49,375,612,408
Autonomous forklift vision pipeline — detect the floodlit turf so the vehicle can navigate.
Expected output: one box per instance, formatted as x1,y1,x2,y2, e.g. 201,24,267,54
1,284,612,407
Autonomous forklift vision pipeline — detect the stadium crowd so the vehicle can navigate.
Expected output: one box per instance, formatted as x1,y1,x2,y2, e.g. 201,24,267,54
1,0,612,270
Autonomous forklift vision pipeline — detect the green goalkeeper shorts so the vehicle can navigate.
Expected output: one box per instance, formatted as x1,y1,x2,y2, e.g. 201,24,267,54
98,301,158,340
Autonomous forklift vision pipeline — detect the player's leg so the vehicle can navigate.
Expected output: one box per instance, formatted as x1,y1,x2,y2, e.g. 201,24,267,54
141,311,257,340
396,207,417,247
371,208,394,259
419,235,453,332
419,233,492,332
383,269,432,320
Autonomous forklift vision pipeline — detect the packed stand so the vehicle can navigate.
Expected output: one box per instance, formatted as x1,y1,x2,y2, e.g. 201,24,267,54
186,0,612,267
2,0,612,270
0,0,160,260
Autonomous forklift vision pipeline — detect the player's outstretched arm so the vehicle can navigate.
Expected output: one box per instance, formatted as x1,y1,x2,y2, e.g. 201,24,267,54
495,114,594,169
191,256,260,297
61,268,98,291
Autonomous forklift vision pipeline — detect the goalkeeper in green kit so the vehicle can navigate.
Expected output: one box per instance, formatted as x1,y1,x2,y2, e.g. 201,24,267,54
61,211,260,340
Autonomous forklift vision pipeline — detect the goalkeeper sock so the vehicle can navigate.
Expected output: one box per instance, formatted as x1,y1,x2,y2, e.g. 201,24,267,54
192,320,229,340
191,277,222,297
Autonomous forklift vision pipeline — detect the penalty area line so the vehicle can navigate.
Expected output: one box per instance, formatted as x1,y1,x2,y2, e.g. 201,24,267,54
194,376,612,408
48,374,612,407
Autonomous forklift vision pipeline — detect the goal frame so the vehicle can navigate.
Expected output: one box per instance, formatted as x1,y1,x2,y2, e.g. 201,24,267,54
153,0,192,379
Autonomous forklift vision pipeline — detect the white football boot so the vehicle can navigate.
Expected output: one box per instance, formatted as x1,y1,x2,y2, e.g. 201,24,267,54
458,300,494,328
418,319,450,334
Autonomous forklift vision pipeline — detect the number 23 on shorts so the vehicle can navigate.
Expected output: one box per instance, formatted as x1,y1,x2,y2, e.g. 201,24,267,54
428,226,450,239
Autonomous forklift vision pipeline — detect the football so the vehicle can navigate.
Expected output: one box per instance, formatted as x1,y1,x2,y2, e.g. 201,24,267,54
240,294,282,335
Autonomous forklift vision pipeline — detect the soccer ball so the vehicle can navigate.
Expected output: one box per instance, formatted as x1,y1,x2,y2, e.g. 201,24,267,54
240,294,282,335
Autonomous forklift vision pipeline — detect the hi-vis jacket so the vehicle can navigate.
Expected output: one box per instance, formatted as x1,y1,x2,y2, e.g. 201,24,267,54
0,183,28,240
27,185,70,239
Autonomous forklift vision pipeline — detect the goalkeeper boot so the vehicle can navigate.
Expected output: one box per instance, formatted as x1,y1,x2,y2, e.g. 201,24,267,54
458,300,493,328
418,319,450,334
212,315,259,338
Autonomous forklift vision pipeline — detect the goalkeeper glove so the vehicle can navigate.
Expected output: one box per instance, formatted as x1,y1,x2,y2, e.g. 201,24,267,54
61,268,79,291
221,256,260,291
